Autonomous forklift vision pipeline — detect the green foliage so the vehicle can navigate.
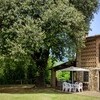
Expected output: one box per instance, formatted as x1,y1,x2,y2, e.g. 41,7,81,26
69,0,99,22
0,0,99,59
57,71,70,81
0,0,99,85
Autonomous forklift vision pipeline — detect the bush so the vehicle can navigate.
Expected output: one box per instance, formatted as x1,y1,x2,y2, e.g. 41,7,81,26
56,71,70,81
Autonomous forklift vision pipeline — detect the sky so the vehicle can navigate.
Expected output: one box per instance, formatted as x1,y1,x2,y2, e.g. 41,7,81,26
89,7,100,36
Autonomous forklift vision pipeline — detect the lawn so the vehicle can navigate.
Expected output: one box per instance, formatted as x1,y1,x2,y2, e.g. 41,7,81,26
0,93,100,100
0,86,99,100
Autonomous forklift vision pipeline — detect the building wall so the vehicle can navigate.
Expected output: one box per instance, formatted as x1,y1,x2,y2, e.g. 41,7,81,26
96,38,100,67
77,36,100,91
80,37,96,67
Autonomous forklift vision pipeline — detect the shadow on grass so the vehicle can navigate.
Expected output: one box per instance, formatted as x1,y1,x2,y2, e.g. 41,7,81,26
0,85,72,94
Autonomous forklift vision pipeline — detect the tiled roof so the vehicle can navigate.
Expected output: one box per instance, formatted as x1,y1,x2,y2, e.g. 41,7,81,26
87,34,100,39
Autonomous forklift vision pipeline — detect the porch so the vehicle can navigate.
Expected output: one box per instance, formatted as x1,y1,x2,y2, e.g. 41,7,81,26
50,61,89,91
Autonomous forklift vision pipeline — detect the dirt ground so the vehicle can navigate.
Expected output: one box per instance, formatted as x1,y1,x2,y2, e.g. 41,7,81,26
0,85,62,93
74,91,100,97
0,85,35,93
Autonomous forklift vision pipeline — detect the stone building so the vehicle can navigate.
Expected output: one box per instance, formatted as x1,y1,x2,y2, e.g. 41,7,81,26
50,35,100,91
77,35,100,91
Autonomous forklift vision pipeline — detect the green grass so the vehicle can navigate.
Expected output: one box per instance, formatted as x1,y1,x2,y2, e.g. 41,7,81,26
0,93,100,100
0,86,99,100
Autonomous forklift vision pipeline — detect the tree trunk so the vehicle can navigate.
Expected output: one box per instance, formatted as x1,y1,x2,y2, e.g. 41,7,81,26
36,66,46,87
31,48,49,87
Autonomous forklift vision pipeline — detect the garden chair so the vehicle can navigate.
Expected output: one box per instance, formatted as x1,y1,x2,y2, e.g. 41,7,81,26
62,82,73,92
74,82,83,92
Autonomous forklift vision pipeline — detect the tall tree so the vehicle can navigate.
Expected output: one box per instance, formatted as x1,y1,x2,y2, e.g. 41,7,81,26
0,0,99,87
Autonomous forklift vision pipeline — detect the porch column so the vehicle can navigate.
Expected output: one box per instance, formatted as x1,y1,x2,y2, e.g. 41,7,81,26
51,69,56,88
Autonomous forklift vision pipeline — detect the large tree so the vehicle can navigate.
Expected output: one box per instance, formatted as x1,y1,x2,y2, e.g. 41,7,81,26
0,0,99,87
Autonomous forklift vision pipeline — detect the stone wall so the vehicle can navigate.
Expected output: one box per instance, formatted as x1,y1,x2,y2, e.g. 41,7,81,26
96,38,100,67
77,35,100,91
80,37,96,68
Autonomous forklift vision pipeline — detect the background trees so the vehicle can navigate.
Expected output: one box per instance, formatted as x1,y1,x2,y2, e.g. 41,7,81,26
0,0,99,86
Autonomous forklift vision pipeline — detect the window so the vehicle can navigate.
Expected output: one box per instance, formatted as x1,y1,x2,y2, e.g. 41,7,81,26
83,72,89,82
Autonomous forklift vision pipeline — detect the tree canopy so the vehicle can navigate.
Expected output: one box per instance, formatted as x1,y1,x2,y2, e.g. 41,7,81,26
0,0,99,86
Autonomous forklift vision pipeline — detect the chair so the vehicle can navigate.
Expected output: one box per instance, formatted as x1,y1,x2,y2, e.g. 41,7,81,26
62,82,73,92
74,82,83,92
62,82,68,92
67,83,74,92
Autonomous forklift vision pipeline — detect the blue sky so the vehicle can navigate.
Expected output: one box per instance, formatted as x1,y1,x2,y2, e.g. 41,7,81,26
89,7,100,36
